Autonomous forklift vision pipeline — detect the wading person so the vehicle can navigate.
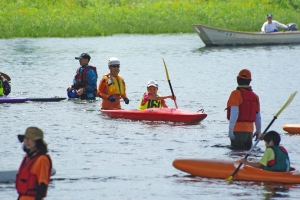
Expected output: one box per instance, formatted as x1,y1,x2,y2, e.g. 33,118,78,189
226,69,261,150
261,14,288,33
0,72,11,96
66,53,98,100
138,80,176,110
16,127,52,200
97,57,129,109
239,131,290,172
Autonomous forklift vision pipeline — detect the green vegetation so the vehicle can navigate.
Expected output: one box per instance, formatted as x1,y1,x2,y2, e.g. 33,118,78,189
0,0,299,38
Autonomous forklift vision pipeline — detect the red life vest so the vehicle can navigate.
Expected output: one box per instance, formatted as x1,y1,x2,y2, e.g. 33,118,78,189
16,154,52,197
74,65,97,89
227,89,258,122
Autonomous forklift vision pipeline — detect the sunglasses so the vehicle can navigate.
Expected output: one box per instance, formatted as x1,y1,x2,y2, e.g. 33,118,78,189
110,65,120,68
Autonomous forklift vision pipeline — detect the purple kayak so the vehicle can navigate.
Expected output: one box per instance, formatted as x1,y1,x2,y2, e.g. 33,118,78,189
0,97,29,103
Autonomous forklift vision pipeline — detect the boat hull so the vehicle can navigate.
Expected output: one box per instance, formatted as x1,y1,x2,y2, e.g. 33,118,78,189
173,159,300,183
193,24,300,46
101,108,207,123
283,124,300,134
0,168,56,183
0,97,28,103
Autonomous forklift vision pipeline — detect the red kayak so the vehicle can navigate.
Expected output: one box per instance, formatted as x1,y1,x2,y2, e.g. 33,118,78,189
101,108,207,123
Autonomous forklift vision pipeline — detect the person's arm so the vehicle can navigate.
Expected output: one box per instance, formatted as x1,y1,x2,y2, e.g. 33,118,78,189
98,77,110,99
147,95,175,100
120,78,127,99
239,158,262,168
254,111,262,138
83,69,97,93
228,106,239,140
261,22,266,33
32,156,51,200
274,21,288,29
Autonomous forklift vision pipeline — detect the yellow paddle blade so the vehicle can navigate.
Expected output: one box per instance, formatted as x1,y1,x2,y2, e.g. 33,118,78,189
225,176,233,181
275,91,297,117
162,58,170,80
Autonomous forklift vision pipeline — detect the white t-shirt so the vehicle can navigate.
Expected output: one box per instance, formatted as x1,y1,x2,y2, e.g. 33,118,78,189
261,20,287,33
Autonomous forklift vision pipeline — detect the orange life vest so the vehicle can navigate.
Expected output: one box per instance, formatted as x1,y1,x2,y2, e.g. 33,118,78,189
16,154,52,197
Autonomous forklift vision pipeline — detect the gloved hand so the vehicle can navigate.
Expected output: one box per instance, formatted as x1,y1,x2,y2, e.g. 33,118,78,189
108,96,116,102
228,127,235,140
123,97,129,104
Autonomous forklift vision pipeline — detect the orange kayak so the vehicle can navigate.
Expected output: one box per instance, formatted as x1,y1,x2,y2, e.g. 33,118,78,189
101,108,207,123
283,124,300,134
173,159,300,183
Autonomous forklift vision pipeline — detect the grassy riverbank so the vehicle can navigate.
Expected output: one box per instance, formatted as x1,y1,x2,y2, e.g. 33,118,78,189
0,0,299,38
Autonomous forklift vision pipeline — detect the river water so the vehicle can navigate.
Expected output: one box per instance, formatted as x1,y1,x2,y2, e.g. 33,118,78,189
1,34,300,200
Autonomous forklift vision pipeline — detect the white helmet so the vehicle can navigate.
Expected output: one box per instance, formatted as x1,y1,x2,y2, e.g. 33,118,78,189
108,57,120,66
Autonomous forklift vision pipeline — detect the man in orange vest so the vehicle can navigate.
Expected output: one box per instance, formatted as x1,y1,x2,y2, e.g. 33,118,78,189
226,69,261,149
97,57,129,109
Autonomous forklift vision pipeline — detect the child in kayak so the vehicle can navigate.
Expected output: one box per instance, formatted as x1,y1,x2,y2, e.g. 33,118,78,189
138,80,176,110
239,131,290,172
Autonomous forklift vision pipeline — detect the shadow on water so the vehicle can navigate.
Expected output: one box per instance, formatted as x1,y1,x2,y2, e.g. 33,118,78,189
192,44,298,54
172,174,296,199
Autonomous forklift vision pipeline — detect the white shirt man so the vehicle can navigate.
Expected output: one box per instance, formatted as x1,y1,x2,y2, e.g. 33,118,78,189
261,14,288,33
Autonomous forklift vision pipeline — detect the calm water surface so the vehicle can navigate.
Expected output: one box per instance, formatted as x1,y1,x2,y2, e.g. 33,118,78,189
1,34,300,200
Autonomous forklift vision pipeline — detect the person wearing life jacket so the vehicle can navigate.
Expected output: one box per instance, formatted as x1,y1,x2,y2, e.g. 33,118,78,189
0,72,11,96
66,53,98,100
138,80,176,110
16,127,52,200
226,69,261,150
239,131,290,172
97,57,129,109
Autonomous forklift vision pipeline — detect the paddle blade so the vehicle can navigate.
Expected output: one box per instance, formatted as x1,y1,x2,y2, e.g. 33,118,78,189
274,91,297,117
162,58,170,80
225,176,233,181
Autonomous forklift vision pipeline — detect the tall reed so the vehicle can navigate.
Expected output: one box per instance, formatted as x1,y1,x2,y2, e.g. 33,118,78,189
0,0,298,38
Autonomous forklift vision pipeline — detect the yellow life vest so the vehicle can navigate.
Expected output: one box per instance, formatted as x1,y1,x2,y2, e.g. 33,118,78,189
104,74,125,95
138,93,162,110
0,79,3,95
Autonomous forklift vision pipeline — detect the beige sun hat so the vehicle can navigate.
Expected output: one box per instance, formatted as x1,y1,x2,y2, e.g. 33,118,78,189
18,127,47,146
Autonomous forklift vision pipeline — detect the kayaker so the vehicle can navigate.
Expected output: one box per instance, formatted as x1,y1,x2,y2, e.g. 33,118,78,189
239,130,290,172
66,53,98,100
16,127,52,200
97,57,129,109
261,14,288,33
226,69,261,150
0,72,11,96
138,80,176,110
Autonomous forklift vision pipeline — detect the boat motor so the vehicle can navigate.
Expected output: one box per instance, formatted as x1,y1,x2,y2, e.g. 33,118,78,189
286,23,298,31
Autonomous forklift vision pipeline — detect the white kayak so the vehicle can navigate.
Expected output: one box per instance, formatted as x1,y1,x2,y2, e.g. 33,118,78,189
0,168,56,183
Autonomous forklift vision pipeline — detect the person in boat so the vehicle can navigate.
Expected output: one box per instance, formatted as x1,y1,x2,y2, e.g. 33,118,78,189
16,127,52,200
97,57,129,109
239,130,290,172
138,80,176,110
0,72,11,96
226,69,261,150
66,53,98,100
261,14,288,33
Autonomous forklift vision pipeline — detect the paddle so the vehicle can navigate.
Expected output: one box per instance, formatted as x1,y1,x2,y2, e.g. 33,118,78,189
162,58,178,109
225,91,297,182
0,72,11,82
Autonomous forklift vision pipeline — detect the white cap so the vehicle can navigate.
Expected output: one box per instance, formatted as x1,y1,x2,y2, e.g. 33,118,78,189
147,80,158,87
108,57,120,66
